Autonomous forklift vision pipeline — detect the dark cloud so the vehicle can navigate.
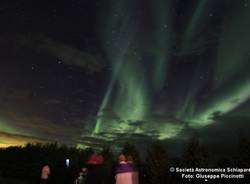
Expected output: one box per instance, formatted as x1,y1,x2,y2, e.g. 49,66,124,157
43,99,63,105
0,35,103,73
36,38,103,72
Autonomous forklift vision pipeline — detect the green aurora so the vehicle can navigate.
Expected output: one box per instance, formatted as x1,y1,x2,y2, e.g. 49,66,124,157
92,0,175,140
0,0,249,148
82,0,250,145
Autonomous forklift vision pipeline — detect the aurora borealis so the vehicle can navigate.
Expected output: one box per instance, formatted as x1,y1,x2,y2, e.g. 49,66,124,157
0,0,250,154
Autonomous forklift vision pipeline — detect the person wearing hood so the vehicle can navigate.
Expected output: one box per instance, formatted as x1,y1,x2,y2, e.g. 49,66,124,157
40,163,51,184
85,153,104,184
115,154,139,184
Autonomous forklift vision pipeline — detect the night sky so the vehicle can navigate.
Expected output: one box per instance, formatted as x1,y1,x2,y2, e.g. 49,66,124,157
0,0,250,155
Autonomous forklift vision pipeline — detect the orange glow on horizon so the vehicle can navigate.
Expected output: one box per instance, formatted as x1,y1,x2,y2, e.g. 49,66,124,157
0,132,48,148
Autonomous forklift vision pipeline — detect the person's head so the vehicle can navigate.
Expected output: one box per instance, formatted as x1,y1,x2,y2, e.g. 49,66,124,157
118,154,126,163
81,167,88,173
87,152,104,165
87,153,98,164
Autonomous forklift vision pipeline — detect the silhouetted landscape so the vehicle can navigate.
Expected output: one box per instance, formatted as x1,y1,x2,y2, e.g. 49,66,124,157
1,136,250,184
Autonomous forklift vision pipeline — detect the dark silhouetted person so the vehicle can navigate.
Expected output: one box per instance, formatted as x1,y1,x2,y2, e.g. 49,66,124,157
75,167,88,184
86,153,104,184
41,164,51,184
115,154,139,184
